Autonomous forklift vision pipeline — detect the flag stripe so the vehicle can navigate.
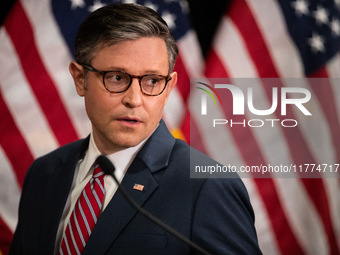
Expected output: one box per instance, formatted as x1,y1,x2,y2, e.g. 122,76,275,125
242,178,281,254
0,146,21,233
231,0,337,170
204,50,231,78
0,93,33,186
322,178,340,252
247,0,339,179
176,32,205,142
183,111,205,152
22,0,91,138
227,1,339,252
239,0,340,176
4,1,79,146
0,29,59,158
214,18,258,77
308,69,340,164
301,180,340,254
174,55,191,101
328,55,340,122
228,0,280,78
208,31,310,254
283,80,335,168
246,0,304,77
204,57,305,254
164,86,186,130
1,0,340,254
274,178,330,255
207,1,340,253
0,216,13,255
234,79,331,254
177,30,204,78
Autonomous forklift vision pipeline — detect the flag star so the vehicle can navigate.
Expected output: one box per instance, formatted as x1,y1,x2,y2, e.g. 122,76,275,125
88,0,106,12
291,0,309,16
313,5,329,25
70,0,85,9
144,1,159,12
178,0,190,14
162,11,176,30
122,0,137,3
330,18,340,36
308,33,325,53
335,0,340,9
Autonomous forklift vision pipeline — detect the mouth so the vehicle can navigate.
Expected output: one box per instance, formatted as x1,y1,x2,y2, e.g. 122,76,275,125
117,116,142,126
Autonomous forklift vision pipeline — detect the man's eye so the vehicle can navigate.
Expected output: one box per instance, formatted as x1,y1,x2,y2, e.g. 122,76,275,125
107,73,126,83
150,78,159,84
145,77,162,85
113,75,122,81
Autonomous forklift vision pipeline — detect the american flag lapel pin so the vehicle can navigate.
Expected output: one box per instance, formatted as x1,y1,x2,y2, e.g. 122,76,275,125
133,183,144,191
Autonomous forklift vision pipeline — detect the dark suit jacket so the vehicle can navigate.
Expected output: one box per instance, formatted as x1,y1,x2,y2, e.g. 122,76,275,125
10,120,262,255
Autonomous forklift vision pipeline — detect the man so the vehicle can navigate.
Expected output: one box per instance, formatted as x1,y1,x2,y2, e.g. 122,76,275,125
10,3,262,255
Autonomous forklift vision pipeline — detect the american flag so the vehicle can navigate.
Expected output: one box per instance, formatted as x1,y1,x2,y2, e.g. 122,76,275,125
0,1,339,255
133,183,145,192
190,0,340,254
0,0,201,253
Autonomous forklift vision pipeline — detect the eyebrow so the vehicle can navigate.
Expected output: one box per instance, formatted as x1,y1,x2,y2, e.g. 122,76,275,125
105,67,166,75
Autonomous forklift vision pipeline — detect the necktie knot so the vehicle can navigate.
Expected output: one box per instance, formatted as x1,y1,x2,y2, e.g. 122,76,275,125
93,164,104,177
92,164,105,186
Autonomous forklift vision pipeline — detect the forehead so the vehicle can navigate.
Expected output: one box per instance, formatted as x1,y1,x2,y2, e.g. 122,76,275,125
91,37,169,73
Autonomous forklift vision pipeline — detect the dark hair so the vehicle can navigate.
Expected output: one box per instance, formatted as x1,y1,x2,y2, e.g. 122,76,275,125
75,3,178,72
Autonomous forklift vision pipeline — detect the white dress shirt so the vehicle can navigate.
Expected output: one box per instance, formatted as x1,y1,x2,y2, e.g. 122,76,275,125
54,133,146,254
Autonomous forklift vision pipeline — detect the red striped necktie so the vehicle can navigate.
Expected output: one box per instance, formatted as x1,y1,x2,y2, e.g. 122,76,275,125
59,163,106,255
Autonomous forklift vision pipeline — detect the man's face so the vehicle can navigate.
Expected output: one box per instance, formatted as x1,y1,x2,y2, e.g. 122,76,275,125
70,37,177,154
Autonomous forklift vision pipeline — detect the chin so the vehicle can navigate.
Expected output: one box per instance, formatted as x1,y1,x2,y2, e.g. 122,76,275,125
113,136,145,149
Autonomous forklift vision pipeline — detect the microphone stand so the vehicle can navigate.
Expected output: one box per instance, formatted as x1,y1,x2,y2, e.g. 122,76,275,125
97,155,211,255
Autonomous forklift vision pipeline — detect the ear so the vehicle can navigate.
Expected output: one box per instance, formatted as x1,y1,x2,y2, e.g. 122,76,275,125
69,61,86,96
164,71,177,104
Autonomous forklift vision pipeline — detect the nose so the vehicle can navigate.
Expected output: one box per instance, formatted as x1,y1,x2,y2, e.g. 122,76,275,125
122,78,143,108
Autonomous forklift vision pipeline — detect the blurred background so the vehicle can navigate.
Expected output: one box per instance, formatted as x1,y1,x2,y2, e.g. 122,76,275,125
1,0,339,254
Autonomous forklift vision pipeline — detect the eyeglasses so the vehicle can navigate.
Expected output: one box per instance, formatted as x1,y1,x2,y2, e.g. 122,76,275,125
79,63,172,96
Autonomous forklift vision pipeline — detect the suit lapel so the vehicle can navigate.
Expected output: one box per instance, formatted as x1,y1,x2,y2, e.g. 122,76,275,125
40,138,89,253
83,120,176,254
83,158,158,254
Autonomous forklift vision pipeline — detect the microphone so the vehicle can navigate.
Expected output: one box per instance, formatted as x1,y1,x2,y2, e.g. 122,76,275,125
96,155,211,255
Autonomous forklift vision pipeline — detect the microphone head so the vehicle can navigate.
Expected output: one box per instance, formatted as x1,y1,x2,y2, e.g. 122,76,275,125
96,155,115,176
